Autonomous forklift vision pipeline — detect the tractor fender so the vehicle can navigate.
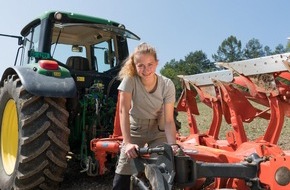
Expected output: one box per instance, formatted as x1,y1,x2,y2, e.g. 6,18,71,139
1,67,77,98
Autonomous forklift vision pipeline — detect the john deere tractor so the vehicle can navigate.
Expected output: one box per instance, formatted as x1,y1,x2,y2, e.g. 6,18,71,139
0,11,139,189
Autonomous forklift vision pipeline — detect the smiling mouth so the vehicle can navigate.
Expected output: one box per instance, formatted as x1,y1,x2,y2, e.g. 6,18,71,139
142,73,152,77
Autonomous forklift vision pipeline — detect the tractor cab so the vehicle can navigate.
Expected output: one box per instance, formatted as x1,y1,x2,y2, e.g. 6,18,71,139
19,11,140,98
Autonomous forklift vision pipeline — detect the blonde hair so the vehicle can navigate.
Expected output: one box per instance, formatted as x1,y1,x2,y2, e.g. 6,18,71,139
118,43,158,79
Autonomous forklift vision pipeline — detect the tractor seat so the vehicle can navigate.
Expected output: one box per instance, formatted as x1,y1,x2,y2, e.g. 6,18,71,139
66,56,90,71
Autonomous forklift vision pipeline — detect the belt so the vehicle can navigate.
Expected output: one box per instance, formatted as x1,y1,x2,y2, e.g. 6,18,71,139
130,115,158,125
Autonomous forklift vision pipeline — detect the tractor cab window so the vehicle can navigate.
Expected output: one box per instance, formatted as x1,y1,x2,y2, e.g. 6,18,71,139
22,24,40,65
93,40,116,73
51,43,86,65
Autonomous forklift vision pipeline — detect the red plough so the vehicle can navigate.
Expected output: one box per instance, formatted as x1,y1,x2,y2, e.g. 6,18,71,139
176,53,290,189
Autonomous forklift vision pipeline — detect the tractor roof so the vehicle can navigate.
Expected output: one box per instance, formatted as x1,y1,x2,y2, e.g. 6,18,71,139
20,11,124,37
40,11,120,25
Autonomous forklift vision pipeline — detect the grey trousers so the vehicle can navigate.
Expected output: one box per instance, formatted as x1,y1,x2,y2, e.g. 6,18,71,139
115,116,166,175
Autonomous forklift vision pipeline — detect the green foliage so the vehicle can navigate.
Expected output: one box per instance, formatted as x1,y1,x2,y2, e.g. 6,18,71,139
160,51,217,97
184,50,216,74
243,41,289,58
243,38,264,59
274,44,286,54
212,36,289,63
212,35,243,62
286,41,290,52
264,45,272,56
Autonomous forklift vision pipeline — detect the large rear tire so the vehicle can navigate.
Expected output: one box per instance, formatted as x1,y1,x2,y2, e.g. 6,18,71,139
0,74,70,190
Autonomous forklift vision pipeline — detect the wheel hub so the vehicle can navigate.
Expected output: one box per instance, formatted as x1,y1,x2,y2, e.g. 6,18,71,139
1,99,18,175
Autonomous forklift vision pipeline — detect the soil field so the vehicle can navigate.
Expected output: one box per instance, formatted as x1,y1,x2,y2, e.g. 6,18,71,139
60,156,114,190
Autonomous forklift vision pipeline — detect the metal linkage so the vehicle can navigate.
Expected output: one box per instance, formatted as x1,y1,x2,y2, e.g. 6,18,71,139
133,144,268,190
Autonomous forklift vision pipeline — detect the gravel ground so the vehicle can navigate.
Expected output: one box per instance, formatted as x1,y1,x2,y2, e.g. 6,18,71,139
60,157,114,190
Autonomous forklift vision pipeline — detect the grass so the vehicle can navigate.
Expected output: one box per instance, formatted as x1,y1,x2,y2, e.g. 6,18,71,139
177,101,290,150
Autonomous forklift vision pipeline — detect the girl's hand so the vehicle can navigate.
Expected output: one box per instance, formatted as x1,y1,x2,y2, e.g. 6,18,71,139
124,143,139,159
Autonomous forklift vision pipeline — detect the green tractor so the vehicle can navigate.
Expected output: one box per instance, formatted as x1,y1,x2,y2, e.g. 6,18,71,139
0,11,140,189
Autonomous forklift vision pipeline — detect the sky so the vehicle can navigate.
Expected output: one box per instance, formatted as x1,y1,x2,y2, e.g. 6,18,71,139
1,0,290,75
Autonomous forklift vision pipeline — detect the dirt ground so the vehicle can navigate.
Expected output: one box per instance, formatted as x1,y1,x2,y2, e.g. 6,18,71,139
60,158,114,190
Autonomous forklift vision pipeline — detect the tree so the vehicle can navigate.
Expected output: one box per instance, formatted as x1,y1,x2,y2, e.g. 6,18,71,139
243,38,265,59
183,50,216,74
273,44,286,54
160,59,183,96
264,45,272,56
212,35,243,62
286,40,290,52
160,50,216,97
160,59,179,79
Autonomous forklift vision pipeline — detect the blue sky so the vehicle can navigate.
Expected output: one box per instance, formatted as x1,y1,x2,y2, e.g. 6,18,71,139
0,0,290,75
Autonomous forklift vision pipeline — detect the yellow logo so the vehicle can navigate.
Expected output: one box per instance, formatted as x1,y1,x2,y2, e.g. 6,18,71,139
53,72,61,77
77,76,85,82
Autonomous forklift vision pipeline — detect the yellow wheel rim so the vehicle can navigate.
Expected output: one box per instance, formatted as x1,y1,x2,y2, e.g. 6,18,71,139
1,99,18,175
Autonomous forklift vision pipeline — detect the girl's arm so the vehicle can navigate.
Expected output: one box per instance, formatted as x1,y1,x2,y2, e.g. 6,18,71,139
119,90,138,158
163,102,177,144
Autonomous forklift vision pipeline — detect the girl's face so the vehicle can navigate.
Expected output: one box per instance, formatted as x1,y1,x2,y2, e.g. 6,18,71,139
134,53,158,79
